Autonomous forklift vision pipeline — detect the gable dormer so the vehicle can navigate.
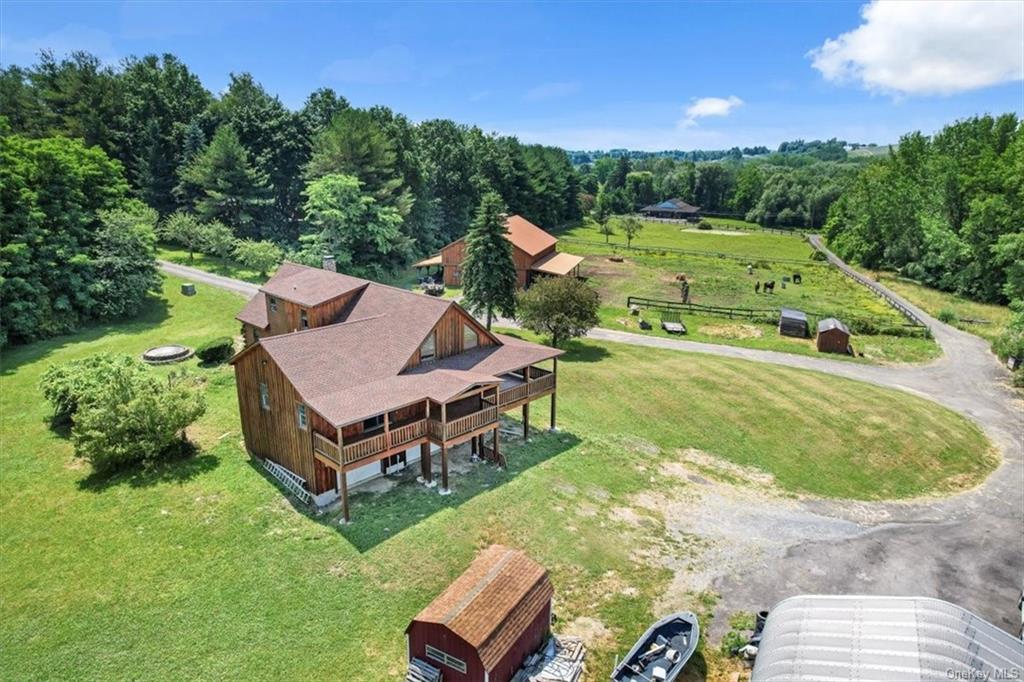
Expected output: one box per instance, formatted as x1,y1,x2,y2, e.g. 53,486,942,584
404,304,498,370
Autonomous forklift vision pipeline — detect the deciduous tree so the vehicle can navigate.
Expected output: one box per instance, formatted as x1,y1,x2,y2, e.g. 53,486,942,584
517,276,599,348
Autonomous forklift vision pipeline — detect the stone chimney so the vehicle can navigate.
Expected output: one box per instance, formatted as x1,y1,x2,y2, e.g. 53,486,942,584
322,254,337,272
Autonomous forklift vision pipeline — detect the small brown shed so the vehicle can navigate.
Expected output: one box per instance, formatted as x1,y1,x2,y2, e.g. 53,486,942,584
406,545,554,682
816,317,851,354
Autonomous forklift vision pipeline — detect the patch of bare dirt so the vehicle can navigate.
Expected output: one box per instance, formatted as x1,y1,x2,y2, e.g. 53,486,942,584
699,323,764,340
675,448,776,487
561,616,614,649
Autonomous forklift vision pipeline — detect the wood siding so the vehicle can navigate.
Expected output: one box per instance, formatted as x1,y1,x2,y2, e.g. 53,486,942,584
440,240,467,287
233,344,318,489
265,289,362,337
404,305,496,370
407,624,484,682
490,602,551,682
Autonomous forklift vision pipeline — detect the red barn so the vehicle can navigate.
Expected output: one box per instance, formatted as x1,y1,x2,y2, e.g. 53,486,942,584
406,545,554,682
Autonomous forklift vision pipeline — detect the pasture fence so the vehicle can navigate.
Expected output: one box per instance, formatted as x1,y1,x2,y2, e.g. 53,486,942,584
625,295,930,338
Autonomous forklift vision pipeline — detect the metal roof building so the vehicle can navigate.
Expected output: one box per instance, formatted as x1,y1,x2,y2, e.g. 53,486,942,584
751,595,1024,682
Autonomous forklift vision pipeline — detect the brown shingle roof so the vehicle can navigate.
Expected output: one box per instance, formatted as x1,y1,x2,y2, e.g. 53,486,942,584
504,215,557,256
409,545,553,671
236,291,269,328
260,262,368,307
233,266,561,426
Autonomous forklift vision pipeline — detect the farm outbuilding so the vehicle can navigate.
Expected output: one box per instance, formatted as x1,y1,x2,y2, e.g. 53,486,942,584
778,308,809,338
816,317,851,354
406,545,554,682
751,595,1024,682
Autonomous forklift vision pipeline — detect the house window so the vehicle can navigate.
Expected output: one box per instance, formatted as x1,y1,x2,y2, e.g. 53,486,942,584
296,403,308,430
269,297,278,313
259,382,270,411
362,414,384,432
300,309,309,329
420,332,436,361
253,329,260,341
463,324,478,350
425,645,467,674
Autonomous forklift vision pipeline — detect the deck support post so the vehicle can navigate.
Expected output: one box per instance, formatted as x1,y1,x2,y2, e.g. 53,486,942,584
471,434,478,458
440,443,450,494
493,427,501,466
549,358,558,431
522,402,530,440
419,442,432,484
340,468,350,524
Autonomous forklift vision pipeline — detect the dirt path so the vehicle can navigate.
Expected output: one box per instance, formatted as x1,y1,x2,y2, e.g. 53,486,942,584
159,257,1023,635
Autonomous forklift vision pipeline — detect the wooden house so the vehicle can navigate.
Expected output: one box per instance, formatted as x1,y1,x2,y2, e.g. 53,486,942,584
414,215,583,289
232,262,562,522
639,198,702,221
407,545,553,682
816,317,851,354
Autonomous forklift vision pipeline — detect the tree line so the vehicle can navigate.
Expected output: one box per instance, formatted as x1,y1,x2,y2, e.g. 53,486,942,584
824,114,1023,369
578,151,859,229
0,50,580,344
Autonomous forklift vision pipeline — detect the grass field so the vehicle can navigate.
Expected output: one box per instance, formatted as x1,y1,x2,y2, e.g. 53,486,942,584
869,272,1012,344
0,276,992,680
556,218,815,261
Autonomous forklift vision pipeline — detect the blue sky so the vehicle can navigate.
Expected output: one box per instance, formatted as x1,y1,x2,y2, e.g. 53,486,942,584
2,1,1021,150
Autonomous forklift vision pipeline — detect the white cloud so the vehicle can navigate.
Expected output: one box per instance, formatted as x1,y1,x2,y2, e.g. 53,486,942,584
524,81,581,101
320,45,415,85
680,96,744,127
0,24,117,66
809,0,1024,96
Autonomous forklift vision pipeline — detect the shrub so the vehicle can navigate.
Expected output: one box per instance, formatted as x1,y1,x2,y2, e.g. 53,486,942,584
937,308,957,324
697,219,714,230
40,354,146,424
233,239,283,277
195,336,235,364
72,365,206,473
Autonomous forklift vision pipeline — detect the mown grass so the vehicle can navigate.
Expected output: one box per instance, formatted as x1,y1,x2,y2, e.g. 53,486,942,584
596,307,941,364
578,249,938,364
0,277,991,680
556,218,814,261
869,272,1012,344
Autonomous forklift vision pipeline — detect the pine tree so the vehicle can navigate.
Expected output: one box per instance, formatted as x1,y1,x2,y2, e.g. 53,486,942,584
179,125,271,237
461,192,517,329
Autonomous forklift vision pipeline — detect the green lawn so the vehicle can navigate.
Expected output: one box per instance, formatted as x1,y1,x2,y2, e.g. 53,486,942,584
578,249,938,363
557,218,815,261
1,277,992,680
596,307,941,364
869,272,1012,344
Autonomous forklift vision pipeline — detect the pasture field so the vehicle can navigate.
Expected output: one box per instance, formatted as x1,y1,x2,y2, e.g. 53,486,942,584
869,272,1012,345
0,276,990,680
556,217,814,261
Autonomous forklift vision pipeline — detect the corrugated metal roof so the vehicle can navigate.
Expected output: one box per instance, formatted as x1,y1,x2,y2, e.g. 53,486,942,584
751,595,1024,682
530,251,584,276
817,317,850,334
779,308,808,322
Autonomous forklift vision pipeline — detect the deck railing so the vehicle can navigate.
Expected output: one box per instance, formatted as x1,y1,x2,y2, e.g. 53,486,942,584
391,420,427,447
529,372,555,396
498,383,530,407
312,431,340,465
342,432,387,464
434,406,499,441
